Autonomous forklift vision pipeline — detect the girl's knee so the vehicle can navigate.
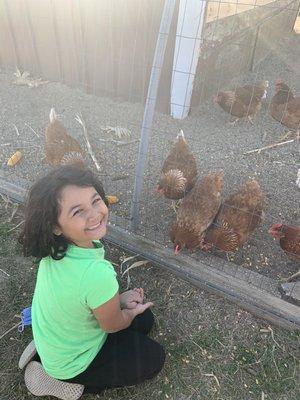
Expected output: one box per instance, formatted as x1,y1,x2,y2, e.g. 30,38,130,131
146,342,166,379
131,308,155,335
156,343,166,370
142,308,155,333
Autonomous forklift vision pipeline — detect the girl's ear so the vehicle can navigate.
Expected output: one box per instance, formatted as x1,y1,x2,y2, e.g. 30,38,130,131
53,226,62,236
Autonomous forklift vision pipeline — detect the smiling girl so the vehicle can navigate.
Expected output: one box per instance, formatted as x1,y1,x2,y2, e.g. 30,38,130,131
19,166,165,399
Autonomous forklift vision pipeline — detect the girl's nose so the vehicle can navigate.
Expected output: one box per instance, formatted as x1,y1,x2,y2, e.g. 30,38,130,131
88,208,99,221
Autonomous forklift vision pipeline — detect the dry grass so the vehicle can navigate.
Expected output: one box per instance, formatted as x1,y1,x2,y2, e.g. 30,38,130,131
0,198,299,400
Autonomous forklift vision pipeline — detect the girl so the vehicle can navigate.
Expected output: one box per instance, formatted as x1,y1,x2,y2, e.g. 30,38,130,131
19,166,165,399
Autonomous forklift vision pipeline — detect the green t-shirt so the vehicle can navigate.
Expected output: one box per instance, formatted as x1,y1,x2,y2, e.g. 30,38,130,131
32,241,119,379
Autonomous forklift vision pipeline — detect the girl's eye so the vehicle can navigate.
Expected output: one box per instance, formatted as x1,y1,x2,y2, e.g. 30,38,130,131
93,197,102,204
73,209,82,217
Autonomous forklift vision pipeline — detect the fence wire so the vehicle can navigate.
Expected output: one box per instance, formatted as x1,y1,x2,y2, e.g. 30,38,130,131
0,0,299,303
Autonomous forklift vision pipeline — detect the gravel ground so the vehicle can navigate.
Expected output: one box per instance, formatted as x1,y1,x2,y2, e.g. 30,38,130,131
0,32,299,283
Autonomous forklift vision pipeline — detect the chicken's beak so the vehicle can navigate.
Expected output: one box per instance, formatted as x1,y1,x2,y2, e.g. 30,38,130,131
213,95,218,103
174,245,180,255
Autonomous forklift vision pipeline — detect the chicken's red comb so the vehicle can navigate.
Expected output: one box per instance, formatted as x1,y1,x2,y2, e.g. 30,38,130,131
155,186,164,194
275,79,283,85
174,244,180,255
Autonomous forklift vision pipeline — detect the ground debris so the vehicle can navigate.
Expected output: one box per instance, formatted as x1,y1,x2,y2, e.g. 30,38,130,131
243,138,296,155
100,125,132,139
76,114,102,172
12,67,48,88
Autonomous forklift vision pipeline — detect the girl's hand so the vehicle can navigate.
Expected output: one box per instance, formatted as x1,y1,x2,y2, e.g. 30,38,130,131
133,287,144,301
119,288,144,309
131,301,153,317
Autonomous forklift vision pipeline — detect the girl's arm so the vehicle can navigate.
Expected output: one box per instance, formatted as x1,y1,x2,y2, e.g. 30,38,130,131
92,293,152,333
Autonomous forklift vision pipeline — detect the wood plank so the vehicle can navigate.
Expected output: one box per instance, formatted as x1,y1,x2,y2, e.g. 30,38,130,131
105,223,300,331
24,0,61,81
0,0,20,69
52,0,81,87
0,170,299,330
24,2,42,75
92,0,114,97
0,171,28,203
0,0,173,112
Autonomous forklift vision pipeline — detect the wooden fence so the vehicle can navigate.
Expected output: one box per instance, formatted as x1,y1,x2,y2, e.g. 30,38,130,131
0,0,177,110
0,0,298,114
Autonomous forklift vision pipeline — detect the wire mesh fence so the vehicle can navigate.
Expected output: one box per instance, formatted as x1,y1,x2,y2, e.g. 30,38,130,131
0,0,299,306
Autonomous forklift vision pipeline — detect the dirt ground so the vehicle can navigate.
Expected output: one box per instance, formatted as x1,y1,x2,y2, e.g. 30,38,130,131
0,31,299,289
0,199,299,400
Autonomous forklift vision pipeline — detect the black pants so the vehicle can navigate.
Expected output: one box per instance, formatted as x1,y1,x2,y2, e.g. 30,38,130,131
64,309,165,393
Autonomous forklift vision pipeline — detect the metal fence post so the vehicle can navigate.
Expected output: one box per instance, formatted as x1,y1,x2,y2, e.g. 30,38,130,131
130,0,176,232
249,25,260,72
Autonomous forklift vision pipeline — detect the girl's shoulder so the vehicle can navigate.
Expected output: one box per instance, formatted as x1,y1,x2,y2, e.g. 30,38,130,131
80,258,119,308
84,258,117,280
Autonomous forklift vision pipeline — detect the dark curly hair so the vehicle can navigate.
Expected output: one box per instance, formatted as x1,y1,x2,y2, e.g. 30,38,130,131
19,166,108,260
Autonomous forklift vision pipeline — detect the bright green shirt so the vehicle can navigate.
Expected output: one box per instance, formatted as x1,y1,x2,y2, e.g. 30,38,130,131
32,241,119,379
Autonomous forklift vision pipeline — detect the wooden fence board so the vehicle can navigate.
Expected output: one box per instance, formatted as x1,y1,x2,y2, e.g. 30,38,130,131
0,0,298,113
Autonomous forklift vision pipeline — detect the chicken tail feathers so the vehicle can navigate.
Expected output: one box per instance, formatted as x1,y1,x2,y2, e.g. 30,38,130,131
61,151,85,168
49,108,57,123
177,130,185,140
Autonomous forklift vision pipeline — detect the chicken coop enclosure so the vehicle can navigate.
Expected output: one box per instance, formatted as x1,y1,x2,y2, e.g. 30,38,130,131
0,0,299,328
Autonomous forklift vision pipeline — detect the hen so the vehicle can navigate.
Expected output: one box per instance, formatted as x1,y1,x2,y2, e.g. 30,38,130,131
268,224,300,262
214,81,268,123
204,180,264,252
170,170,224,253
156,130,197,200
270,80,300,132
45,108,85,167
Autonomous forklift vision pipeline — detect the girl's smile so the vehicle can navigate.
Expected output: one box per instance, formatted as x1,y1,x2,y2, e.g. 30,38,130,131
54,185,109,248
86,222,102,231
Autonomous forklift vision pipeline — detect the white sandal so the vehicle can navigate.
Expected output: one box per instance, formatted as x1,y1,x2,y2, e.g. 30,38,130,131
20,341,84,399
24,361,84,400
18,340,37,369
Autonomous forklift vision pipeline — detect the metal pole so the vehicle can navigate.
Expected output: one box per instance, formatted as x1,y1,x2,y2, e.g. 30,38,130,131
249,25,260,72
130,0,176,232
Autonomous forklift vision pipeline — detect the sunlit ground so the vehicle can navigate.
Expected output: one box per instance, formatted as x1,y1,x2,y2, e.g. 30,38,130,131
206,0,282,22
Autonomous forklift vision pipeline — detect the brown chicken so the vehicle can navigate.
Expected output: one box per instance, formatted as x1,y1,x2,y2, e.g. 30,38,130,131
204,180,264,252
214,81,269,123
156,130,197,200
268,224,300,262
270,80,300,131
45,108,85,167
170,170,224,253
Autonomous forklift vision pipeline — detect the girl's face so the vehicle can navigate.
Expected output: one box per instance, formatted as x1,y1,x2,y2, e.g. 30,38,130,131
54,185,108,248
